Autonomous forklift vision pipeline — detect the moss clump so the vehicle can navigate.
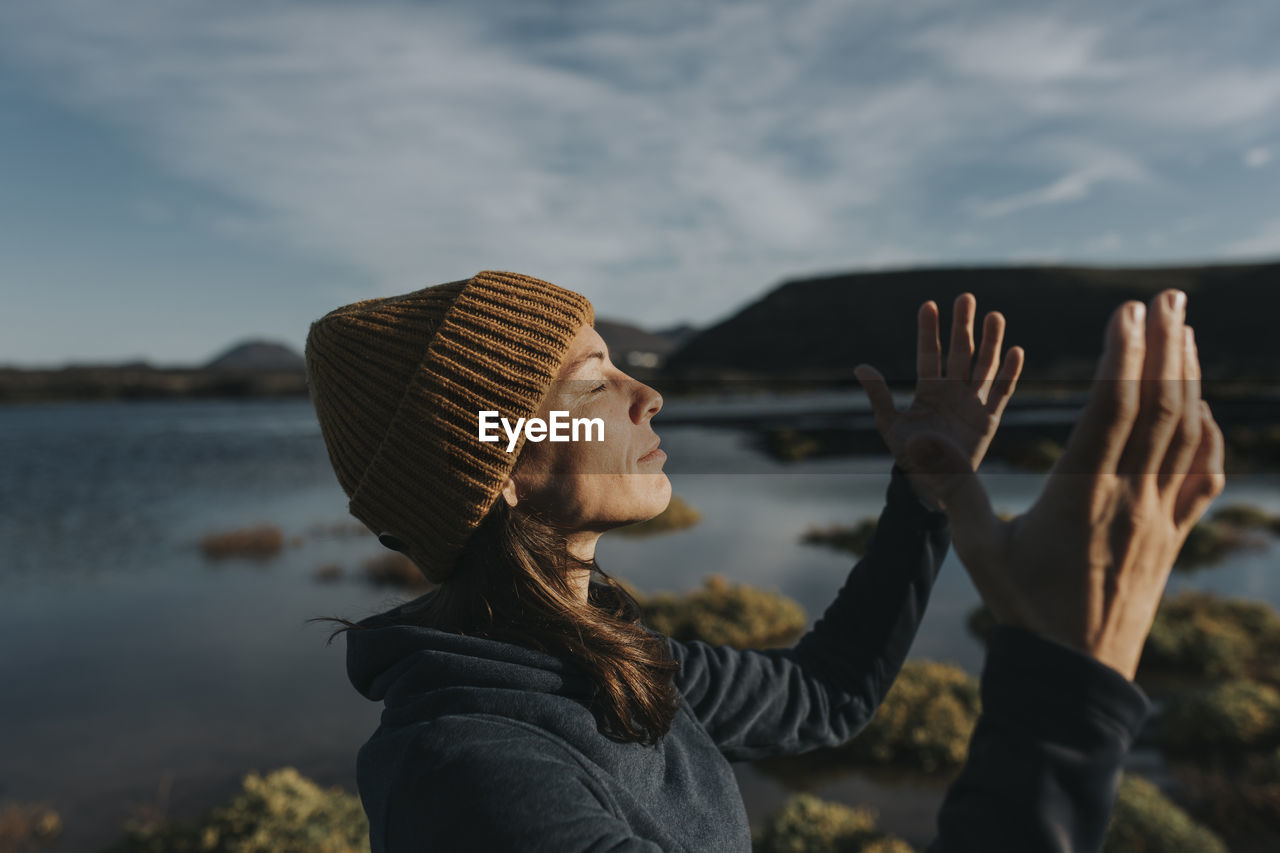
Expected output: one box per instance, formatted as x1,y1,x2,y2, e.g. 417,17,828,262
999,437,1064,471
0,800,62,851
360,552,432,591
1175,519,1266,571
1102,774,1226,853
105,767,370,853
753,794,916,853
638,575,808,649
840,661,979,773
756,661,979,783
1142,591,1280,683
1158,679,1280,754
1209,503,1277,530
763,428,826,462
800,518,879,558
970,592,1280,686
199,525,285,560
613,493,703,537
1171,748,1280,849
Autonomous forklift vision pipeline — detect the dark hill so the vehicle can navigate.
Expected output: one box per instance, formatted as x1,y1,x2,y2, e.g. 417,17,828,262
662,262,1279,386
204,340,305,371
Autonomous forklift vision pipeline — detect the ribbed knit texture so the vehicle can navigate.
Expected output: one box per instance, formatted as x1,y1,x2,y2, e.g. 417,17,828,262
304,271,594,583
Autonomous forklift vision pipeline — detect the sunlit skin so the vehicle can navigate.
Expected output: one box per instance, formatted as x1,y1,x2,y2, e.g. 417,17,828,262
503,294,1024,603
501,323,669,600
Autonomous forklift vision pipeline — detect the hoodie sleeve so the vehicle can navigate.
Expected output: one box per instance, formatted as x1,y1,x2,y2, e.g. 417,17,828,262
375,717,666,853
926,627,1151,853
667,464,950,761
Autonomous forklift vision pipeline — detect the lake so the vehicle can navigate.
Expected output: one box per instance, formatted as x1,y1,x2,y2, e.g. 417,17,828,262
2,397,1277,850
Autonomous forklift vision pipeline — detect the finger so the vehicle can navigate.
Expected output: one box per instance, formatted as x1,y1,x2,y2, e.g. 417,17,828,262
1052,301,1146,476
917,301,942,380
1117,290,1186,479
971,312,1006,403
1158,326,1202,498
947,293,977,382
985,346,1025,420
1174,401,1227,530
854,364,898,433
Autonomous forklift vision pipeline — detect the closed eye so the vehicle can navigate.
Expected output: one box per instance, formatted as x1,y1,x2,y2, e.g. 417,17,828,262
590,383,608,393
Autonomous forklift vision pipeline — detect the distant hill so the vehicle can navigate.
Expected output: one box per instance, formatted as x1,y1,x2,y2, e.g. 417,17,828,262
594,318,698,371
662,261,1280,386
204,340,305,371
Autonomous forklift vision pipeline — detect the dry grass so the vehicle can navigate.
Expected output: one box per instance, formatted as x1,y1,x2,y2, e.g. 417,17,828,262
199,524,285,560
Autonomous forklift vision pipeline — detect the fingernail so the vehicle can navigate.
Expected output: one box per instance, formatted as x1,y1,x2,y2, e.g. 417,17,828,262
1166,291,1186,313
1127,302,1145,326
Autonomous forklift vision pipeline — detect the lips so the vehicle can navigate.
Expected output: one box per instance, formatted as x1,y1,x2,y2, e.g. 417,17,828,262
639,438,661,460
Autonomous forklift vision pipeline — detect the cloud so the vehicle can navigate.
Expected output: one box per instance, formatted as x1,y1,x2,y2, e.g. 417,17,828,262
2,0,1279,328
968,146,1149,219
1245,147,1272,168
1222,219,1280,258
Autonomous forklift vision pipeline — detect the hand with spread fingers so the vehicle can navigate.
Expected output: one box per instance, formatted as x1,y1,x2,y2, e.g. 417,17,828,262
901,289,1226,680
855,293,1025,511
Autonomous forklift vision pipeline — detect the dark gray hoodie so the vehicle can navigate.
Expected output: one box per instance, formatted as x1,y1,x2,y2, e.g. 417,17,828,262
346,466,1149,852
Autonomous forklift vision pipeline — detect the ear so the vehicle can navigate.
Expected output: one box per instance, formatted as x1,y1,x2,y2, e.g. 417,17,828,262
501,476,519,508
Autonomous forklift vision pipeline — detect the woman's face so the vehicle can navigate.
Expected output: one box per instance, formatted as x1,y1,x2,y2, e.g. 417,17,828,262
502,323,671,532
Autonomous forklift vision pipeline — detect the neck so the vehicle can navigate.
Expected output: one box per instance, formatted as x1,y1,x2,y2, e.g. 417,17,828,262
565,531,599,604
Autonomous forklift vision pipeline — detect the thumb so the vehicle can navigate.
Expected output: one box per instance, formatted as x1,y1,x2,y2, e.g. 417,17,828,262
905,434,998,535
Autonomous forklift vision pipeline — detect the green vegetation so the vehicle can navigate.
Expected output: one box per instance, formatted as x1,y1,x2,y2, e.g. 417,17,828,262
800,518,879,558
199,525,285,560
1158,679,1280,755
613,494,703,537
1102,774,1227,853
637,575,808,649
753,794,915,853
105,768,370,853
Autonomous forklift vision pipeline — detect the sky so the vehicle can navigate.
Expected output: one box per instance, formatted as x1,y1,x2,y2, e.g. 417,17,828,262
1,0,1278,367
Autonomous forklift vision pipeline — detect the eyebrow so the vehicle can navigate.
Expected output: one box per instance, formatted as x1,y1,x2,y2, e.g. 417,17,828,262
564,350,607,375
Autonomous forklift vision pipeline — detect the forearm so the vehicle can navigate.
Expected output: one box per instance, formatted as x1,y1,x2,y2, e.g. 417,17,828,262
790,463,952,717
673,464,950,759
928,627,1151,853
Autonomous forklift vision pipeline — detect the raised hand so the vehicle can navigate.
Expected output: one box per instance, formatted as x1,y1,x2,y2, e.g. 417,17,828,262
854,294,1024,510
901,290,1226,680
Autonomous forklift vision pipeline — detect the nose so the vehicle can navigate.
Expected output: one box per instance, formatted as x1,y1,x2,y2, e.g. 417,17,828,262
631,379,662,423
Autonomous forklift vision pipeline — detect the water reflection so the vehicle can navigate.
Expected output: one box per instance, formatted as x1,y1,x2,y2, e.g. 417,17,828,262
1,399,1277,850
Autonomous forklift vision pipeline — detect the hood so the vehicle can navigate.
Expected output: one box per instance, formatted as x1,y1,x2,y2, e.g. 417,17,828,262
346,594,595,711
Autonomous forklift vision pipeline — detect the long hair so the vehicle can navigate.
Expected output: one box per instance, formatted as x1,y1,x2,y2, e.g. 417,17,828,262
317,495,682,746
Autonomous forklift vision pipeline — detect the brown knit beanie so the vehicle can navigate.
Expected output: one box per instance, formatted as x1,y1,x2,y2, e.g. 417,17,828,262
304,270,595,583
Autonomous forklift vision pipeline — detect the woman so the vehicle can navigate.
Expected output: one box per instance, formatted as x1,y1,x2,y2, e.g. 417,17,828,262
307,272,1222,852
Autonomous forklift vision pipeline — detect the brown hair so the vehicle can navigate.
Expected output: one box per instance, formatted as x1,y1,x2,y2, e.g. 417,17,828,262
315,496,681,746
